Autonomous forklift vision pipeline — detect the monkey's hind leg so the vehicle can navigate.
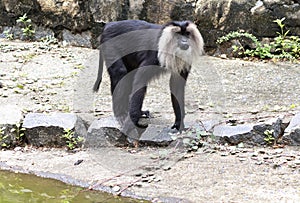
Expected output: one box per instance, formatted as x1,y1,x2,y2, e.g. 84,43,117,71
108,60,131,126
129,86,148,128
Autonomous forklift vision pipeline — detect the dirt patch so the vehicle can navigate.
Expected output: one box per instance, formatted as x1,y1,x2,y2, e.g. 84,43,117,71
0,39,300,202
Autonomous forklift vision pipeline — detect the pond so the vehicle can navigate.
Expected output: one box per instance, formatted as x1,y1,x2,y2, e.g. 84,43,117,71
0,170,147,203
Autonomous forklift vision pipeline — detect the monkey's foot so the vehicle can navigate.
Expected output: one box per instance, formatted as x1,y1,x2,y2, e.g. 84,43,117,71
140,110,150,118
136,122,148,128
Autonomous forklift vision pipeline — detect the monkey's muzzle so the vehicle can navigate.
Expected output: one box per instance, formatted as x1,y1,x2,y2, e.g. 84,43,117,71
179,43,189,50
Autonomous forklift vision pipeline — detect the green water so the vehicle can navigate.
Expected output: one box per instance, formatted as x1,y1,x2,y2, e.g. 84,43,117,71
0,170,147,203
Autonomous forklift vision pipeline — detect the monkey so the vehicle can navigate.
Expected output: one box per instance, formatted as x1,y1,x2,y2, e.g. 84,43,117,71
93,20,204,140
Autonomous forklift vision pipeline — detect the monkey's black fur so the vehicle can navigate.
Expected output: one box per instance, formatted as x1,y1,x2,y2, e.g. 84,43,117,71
94,20,203,134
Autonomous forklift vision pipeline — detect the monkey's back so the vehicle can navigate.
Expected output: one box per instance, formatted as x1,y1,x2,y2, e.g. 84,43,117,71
99,20,163,70
100,20,162,43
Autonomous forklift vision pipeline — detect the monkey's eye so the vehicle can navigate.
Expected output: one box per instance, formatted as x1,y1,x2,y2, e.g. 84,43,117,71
185,32,190,36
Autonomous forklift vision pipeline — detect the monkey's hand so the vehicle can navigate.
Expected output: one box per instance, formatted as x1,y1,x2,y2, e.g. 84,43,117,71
136,122,148,128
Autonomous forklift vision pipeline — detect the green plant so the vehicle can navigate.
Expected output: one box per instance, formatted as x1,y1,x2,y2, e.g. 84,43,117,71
217,30,274,59
217,31,260,45
271,18,300,59
3,30,14,40
264,129,275,145
181,130,212,152
11,123,26,145
16,13,35,39
0,127,9,148
62,129,84,150
41,35,58,45
217,18,300,60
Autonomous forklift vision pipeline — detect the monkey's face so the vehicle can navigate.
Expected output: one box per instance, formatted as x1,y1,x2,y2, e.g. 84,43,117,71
158,20,204,71
169,22,192,51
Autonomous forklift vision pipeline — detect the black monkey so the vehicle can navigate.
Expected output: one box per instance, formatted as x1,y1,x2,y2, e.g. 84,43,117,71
93,20,204,138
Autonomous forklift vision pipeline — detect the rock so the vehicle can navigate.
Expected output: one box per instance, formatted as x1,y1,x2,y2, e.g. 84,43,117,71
34,26,55,41
23,113,86,147
0,105,23,148
139,0,195,24
283,113,300,145
86,116,185,147
85,116,127,148
214,118,286,145
213,124,254,145
1,0,300,49
62,30,92,47
112,185,121,193
195,0,300,50
90,0,129,22
0,0,99,47
139,126,174,146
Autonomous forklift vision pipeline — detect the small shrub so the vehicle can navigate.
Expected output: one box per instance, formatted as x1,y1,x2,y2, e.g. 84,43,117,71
62,129,84,150
0,127,9,148
11,123,26,146
3,30,14,40
41,35,58,45
16,13,35,39
217,18,300,60
264,129,275,145
181,130,213,152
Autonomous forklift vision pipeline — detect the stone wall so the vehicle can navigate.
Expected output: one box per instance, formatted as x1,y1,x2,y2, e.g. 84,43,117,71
0,0,299,49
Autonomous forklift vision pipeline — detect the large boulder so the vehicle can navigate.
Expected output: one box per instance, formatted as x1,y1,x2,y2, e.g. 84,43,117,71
283,113,300,145
0,105,23,149
195,0,300,49
0,0,92,32
23,113,86,147
1,0,300,49
0,0,99,47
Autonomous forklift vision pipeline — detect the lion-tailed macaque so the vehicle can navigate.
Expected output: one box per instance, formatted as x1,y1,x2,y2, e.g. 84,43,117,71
93,20,204,140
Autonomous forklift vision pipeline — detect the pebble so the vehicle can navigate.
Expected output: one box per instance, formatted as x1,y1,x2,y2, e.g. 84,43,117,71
220,152,229,156
162,165,172,171
288,163,297,168
134,171,143,177
239,158,247,162
285,156,295,161
14,146,22,151
1,92,8,97
220,54,227,59
112,185,121,192
258,149,266,154
273,148,283,154
251,152,258,157
237,154,247,158
294,160,300,165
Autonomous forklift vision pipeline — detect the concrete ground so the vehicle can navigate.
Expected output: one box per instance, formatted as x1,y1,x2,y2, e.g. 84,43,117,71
0,39,299,202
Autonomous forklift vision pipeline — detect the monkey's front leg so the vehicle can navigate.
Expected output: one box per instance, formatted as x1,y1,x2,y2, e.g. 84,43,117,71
170,71,189,131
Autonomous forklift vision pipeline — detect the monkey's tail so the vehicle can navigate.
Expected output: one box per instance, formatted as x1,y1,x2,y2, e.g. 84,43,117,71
93,50,104,92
